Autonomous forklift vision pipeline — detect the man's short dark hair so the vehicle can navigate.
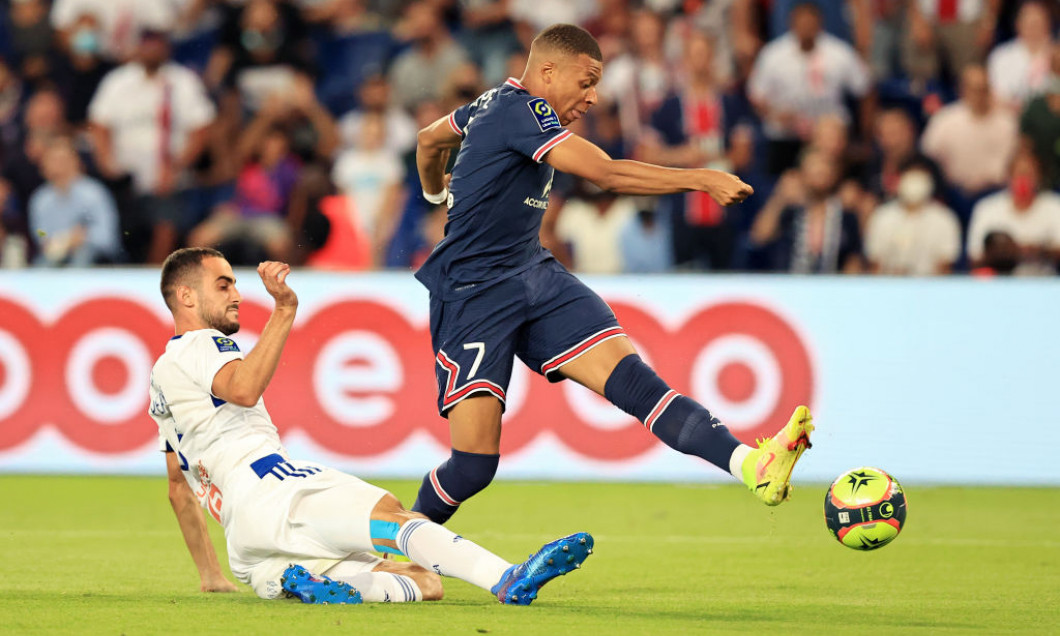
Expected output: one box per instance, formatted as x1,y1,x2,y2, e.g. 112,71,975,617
533,24,602,62
160,247,225,311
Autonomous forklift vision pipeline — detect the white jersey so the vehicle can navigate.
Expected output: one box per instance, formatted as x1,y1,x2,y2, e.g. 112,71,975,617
148,329,285,525
148,328,388,598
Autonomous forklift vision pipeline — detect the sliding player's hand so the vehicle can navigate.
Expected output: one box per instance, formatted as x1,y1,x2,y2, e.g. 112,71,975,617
705,171,754,206
201,574,239,593
257,261,298,310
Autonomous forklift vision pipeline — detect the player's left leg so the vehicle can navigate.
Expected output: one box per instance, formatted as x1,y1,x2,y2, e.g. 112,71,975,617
518,261,812,504
559,337,813,505
370,494,592,605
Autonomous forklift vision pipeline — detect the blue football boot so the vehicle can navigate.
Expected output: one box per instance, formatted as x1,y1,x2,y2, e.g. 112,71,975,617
490,532,594,605
280,564,363,605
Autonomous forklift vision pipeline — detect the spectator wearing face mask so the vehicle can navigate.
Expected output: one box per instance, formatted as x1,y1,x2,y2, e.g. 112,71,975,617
865,157,961,275
52,13,114,125
967,152,1060,274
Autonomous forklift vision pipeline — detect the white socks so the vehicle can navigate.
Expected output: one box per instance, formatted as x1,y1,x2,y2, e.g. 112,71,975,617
396,519,511,591
329,571,422,603
728,443,754,480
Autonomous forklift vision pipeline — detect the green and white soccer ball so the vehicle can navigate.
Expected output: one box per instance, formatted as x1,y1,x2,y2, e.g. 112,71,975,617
824,467,907,551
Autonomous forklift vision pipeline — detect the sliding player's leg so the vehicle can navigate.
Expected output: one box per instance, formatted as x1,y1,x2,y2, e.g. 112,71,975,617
371,494,592,605
322,551,442,603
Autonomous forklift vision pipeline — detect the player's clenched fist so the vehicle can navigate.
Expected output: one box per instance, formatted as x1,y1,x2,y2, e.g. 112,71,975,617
704,170,754,206
257,261,298,309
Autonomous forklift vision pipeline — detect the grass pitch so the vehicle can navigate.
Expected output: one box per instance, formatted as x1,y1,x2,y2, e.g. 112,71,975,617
1,477,1057,635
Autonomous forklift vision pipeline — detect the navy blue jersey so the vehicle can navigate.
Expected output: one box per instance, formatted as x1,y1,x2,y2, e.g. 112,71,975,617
415,78,573,300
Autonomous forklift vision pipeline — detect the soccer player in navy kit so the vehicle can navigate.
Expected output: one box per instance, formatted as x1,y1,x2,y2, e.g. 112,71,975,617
412,24,814,524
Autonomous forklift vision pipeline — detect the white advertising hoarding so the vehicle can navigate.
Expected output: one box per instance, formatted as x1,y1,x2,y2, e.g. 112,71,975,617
0,270,1056,484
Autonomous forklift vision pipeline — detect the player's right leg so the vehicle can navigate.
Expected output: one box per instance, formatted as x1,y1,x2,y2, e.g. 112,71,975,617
371,494,592,605
412,282,523,523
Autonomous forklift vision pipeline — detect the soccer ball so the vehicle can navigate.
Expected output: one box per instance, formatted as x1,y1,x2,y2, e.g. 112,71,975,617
824,467,907,551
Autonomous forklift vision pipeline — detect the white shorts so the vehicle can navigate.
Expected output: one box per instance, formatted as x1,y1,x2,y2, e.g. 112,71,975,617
223,456,390,599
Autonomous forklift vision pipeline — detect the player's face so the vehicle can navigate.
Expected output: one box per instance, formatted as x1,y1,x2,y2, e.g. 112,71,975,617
551,53,602,126
197,257,242,335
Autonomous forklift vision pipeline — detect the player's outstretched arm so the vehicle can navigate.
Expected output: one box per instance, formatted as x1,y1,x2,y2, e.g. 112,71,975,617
166,452,238,593
416,115,463,198
545,133,753,205
211,261,297,407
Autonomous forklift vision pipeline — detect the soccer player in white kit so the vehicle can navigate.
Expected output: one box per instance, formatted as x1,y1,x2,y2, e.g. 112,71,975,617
149,247,593,604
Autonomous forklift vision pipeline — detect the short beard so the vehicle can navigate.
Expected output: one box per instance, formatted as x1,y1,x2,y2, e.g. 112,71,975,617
200,307,240,335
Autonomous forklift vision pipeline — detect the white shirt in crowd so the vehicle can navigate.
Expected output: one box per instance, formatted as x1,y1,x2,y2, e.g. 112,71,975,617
967,190,1060,260
987,39,1053,107
915,0,984,23
865,200,961,275
339,108,417,156
51,0,179,60
748,33,870,140
920,103,1017,193
88,62,215,194
556,197,637,274
331,148,404,237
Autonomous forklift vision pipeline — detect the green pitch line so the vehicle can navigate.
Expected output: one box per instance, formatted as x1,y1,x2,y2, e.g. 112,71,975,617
0,477,1057,635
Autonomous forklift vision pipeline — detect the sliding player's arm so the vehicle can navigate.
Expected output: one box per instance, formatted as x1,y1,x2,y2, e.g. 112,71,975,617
416,114,464,197
166,451,237,592
210,261,297,407
545,133,753,205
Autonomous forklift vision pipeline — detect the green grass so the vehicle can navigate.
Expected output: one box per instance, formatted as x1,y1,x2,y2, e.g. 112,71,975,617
1,477,1057,635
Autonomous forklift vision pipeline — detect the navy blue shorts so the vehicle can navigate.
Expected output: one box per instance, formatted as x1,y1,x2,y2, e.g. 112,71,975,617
429,259,624,415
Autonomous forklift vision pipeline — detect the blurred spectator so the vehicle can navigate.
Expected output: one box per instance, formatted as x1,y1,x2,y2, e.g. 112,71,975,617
864,156,960,275
553,180,636,274
987,0,1055,110
245,73,339,163
584,0,632,62
619,204,673,273
967,152,1060,273
88,28,215,263
767,0,873,55
0,56,26,157
921,64,1017,208
0,176,28,267
600,9,672,144
332,111,406,266
188,122,298,264
28,136,120,266
748,2,872,175
339,74,416,156
7,0,53,86
971,230,1019,276
865,108,922,201
508,0,599,39
388,1,469,111
902,0,999,90
3,88,67,223
209,0,311,111
51,0,179,63
750,150,863,273
1019,44,1060,191
51,12,115,126
459,0,522,86
641,30,737,270
440,62,486,113
868,0,906,81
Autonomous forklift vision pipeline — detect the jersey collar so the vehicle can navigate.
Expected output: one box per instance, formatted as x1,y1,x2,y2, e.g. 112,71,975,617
505,77,526,91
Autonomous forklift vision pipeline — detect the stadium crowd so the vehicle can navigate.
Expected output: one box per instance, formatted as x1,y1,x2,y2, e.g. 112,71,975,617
0,0,1058,276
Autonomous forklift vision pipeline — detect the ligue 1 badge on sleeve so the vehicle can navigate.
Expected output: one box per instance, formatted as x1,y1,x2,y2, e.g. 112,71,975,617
527,98,560,132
